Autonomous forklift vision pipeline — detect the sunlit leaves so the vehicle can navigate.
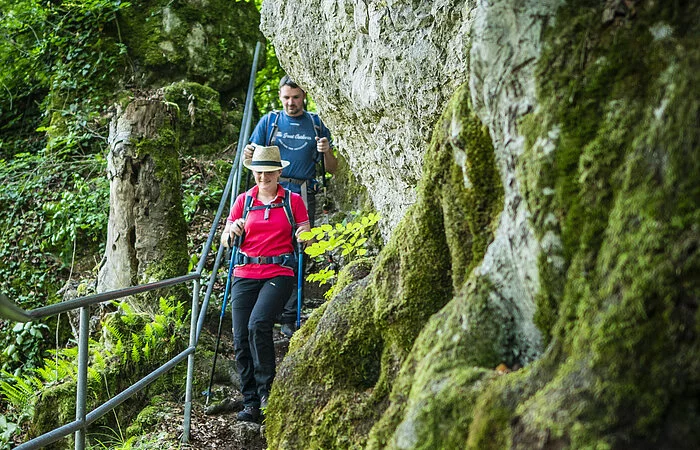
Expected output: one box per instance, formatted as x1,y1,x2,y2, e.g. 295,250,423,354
302,212,380,300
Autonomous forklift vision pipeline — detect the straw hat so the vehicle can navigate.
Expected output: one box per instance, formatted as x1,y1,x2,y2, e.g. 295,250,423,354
243,145,290,172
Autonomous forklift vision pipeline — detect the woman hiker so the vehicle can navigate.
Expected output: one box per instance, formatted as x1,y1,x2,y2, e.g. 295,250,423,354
220,145,310,422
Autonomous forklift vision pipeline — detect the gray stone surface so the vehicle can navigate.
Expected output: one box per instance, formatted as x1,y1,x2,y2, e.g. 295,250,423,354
469,0,564,362
261,0,563,361
261,0,474,235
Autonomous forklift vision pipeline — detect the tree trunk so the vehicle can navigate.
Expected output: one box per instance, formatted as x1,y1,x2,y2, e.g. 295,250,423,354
98,98,188,312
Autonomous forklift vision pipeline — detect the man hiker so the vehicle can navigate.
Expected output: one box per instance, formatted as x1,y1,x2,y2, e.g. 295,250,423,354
244,75,338,337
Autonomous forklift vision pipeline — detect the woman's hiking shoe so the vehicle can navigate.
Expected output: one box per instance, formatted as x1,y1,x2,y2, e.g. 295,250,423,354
237,405,260,422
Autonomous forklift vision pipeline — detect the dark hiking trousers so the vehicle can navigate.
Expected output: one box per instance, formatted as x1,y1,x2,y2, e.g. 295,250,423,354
231,275,294,406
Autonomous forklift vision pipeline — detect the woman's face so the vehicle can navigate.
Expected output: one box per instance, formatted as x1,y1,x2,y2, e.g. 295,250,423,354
254,169,281,189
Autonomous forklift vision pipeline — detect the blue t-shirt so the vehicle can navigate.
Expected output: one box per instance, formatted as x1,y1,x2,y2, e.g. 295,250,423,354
249,111,332,193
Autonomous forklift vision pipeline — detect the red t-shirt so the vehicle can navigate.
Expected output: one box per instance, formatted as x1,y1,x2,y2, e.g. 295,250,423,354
227,185,309,279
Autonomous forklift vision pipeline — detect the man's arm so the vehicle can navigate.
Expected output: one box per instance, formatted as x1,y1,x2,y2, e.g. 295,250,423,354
244,113,272,159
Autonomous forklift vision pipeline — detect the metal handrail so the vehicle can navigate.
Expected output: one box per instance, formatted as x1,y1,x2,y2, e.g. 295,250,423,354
2,40,263,450
2,273,200,322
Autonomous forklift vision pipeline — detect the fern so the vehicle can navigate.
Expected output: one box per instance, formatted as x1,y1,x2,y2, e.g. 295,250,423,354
158,297,174,316
114,339,126,364
0,370,41,410
143,323,153,343
88,366,102,390
35,351,76,382
131,333,142,364
142,341,151,361
103,318,124,343
152,315,167,332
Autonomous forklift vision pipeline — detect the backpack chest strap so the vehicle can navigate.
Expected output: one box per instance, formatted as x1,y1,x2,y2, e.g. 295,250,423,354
247,202,284,220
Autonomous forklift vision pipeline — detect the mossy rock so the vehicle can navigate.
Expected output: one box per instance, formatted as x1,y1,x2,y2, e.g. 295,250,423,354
471,1,700,448
118,0,263,95
162,81,238,155
265,82,505,448
29,381,77,449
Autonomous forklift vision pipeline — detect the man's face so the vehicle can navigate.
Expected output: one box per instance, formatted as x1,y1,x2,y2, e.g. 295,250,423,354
280,86,305,117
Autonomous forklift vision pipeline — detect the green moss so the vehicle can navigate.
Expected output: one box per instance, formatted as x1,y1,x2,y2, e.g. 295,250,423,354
117,0,262,93
368,278,513,449
466,376,517,450
29,381,77,448
371,200,452,354
267,82,505,447
133,115,189,288
265,281,383,449
372,82,502,362
483,1,700,447
162,81,237,155
125,395,170,438
333,257,374,294
442,84,504,287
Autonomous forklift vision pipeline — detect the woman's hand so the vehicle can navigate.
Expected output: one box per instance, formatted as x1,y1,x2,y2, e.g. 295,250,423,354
295,223,311,242
231,218,245,237
221,218,245,247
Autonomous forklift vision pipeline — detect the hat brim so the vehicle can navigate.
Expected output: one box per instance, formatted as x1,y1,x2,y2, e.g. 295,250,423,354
243,158,290,172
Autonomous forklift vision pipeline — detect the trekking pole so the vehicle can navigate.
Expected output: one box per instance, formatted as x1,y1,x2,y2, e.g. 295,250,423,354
296,240,303,330
319,148,331,223
205,234,240,405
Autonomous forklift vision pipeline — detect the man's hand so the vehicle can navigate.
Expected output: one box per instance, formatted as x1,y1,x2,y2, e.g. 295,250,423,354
315,137,337,173
244,144,255,160
315,137,330,154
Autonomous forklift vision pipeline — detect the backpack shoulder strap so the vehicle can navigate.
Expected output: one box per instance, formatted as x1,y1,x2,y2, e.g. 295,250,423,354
233,193,255,247
267,111,281,146
282,188,296,232
307,111,322,139
242,192,255,220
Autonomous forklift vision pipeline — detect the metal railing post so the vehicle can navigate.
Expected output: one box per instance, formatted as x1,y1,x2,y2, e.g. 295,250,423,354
75,306,89,450
182,278,200,443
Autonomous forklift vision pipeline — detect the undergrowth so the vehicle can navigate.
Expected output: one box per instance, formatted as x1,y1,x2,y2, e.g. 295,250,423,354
0,296,188,447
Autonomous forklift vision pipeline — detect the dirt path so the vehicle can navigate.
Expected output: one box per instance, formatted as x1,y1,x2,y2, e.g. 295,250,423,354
176,331,293,450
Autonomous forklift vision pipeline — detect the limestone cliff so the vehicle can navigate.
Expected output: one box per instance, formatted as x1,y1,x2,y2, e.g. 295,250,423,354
262,0,700,448
262,0,473,235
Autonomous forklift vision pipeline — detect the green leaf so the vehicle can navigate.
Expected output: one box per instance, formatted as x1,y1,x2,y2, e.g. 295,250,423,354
300,231,314,240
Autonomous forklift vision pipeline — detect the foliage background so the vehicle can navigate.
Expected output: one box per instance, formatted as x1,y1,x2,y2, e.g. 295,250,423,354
0,0,282,446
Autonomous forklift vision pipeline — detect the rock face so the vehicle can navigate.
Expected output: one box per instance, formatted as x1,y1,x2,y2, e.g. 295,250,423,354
119,0,262,98
262,0,473,235
262,0,700,449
